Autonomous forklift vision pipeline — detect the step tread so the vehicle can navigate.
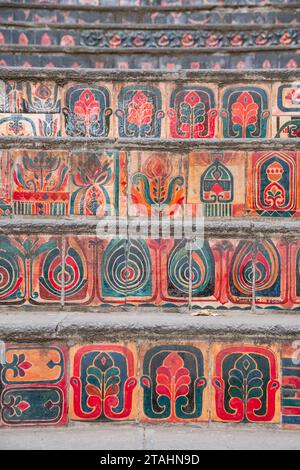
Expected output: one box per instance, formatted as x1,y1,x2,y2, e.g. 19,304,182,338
0,311,299,342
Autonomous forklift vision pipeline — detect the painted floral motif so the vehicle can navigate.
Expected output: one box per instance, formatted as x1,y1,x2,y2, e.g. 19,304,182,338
248,151,297,217
117,86,164,138
213,345,280,423
200,152,233,217
141,344,207,422
12,150,69,216
162,239,215,303
281,346,300,428
76,29,300,49
0,344,67,426
71,152,117,217
1,388,64,425
0,150,12,216
168,87,217,138
277,85,300,113
70,344,137,421
0,81,23,113
131,154,184,216
275,119,300,138
64,86,112,137
2,347,65,384
221,86,270,138
0,114,59,137
23,82,61,113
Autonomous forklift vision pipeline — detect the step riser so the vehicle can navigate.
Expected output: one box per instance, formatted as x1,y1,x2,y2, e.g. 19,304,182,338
1,147,300,222
1,26,299,51
1,50,299,69
3,0,297,7
2,8,299,26
0,73,299,138
2,7,300,26
0,339,299,427
0,234,299,311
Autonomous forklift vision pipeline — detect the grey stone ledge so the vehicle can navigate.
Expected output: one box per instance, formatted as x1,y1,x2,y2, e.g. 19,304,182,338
0,137,299,151
0,44,299,55
0,67,299,83
0,310,299,343
0,22,298,31
1,423,300,450
0,1,295,13
0,217,300,237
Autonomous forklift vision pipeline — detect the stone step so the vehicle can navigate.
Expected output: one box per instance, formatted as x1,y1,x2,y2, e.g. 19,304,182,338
1,6,299,27
0,24,298,52
2,48,298,69
0,2,299,68
2,0,298,7
0,229,299,311
0,311,299,429
1,423,300,450
0,67,298,138
0,68,298,312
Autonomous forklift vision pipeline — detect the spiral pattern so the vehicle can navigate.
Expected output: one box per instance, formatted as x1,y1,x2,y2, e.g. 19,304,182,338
0,250,22,300
64,247,87,297
168,240,214,297
102,239,151,296
231,241,254,296
255,240,279,292
191,241,214,296
168,240,190,295
39,247,63,298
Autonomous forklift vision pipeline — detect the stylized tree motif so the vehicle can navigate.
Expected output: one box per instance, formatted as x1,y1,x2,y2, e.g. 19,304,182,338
64,86,112,137
71,348,137,421
231,92,258,138
155,352,191,419
14,151,68,193
131,155,184,216
127,91,154,129
71,154,113,216
179,91,205,130
86,352,120,402
168,89,217,138
228,354,263,419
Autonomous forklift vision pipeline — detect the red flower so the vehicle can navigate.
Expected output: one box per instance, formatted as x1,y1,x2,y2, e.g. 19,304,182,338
255,33,268,46
206,34,219,48
132,34,145,47
181,34,194,47
230,34,243,47
127,91,153,127
109,35,122,48
60,35,75,46
157,34,170,47
280,32,292,45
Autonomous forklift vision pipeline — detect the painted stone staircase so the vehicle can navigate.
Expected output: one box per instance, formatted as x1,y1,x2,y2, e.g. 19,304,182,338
0,0,299,442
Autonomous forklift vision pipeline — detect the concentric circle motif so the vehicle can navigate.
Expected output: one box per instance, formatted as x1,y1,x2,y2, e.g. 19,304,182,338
168,240,214,297
102,239,152,297
0,250,22,300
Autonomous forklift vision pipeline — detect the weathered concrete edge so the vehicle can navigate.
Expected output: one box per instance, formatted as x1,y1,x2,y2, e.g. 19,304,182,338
2,45,299,55
0,137,299,151
1,424,300,450
0,1,295,12
2,22,299,31
0,67,298,82
0,217,299,237
0,311,299,343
